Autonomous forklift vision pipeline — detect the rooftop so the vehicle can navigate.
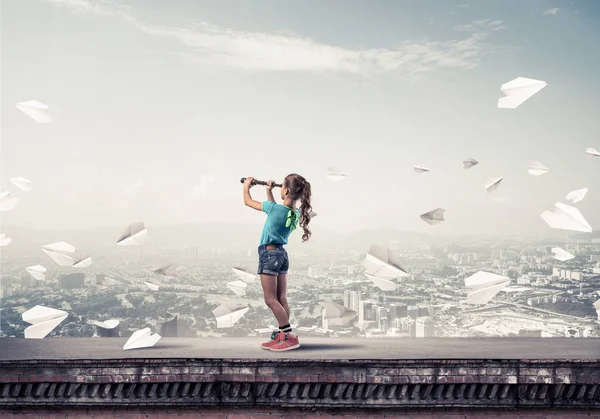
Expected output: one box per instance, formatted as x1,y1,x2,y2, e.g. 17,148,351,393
1,337,600,412
1,336,599,360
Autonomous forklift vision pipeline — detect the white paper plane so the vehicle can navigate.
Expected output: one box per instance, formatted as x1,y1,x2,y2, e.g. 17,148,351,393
123,328,162,350
551,247,575,262
232,267,258,284
586,147,600,157
540,202,592,233
420,208,446,225
41,241,76,266
463,158,479,169
485,177,503,193
566,188,588,204
15,100,51,123
92,319,120,330
22,305,68,339
309,211,317,219
363,272,398,291
212,304,250,328
72,255,93,268
144,281,160,291
10,177,32,192
413,165,430,174
226,280,247,296
362,244,409,279
326,167,349,181
0,191,20,212
321,301,358,323
26,265,47,281
123,180,143,195
0,233,12,247
528,161,550,176
464,271,512,305
497,77,547,109
154,264,179,276
116,222,147,246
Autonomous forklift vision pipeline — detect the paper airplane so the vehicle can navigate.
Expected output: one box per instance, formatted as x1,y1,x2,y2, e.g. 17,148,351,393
551,247,575,262
10,177,32,192
123,328,162,350
309,211,317,218
154,264,179,276
15,100,51,123
463,158,479,169
72,255,93,268
363,272,398,291
26,265,47,281
321,301,357,324
226,280,248,296
92,319,120,330
566,188,588,204
485,177,503,193
528,161,549,176
0,191,20,212
22,305,68,339
541,202,592,233
326,167,349,181
464,271,511,305
497,77,547,109
41,241,76,266
212,304,250,328
586,147,600,157
123,180,143,195
144,281,159,291
413,165,430,174
232,267,258,284
96,274,118,287
362,244,409,279
116,222,147,246
0,233,12,247
420,208,446,225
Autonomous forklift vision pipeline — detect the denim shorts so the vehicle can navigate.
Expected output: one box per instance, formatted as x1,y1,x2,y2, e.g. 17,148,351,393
257,244,289,276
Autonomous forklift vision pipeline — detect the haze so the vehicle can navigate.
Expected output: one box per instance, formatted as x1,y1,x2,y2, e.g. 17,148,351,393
1,0,600,237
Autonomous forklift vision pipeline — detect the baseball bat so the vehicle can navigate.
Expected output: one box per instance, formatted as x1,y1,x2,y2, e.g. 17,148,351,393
240,177,282,188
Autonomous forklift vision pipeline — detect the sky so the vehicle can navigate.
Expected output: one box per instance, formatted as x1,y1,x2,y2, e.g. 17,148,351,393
1,0,600,237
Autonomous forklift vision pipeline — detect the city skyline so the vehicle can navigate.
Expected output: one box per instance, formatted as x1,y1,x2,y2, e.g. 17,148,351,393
1,0,600,237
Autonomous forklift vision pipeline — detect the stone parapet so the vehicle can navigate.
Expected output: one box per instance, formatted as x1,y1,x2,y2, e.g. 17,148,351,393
1,357,599,410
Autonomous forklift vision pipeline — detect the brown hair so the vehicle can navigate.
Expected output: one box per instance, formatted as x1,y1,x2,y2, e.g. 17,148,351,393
283,173,312,242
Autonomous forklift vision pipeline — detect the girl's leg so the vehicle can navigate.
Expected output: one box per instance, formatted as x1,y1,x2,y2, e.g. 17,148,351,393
260,274,289,326
276,273,290,319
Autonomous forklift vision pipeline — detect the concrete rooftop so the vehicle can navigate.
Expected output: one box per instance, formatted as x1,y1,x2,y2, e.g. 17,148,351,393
1,337,599,360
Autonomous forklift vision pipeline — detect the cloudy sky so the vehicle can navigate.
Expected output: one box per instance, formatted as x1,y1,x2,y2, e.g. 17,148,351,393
1,0,599,236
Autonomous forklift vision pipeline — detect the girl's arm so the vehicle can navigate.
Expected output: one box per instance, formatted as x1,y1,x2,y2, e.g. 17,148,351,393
243,177,262,211
266,180,276,203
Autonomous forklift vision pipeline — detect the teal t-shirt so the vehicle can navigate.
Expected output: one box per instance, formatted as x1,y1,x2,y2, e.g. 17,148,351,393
259,201,300,245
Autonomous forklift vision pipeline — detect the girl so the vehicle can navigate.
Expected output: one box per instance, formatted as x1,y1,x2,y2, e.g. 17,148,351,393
243,174,312,352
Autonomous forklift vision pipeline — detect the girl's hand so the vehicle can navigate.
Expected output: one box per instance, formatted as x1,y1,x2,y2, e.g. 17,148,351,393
244,177,255,189
266,180,276,190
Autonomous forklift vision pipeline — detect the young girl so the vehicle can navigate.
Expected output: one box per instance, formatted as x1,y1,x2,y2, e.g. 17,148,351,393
243,173,312,352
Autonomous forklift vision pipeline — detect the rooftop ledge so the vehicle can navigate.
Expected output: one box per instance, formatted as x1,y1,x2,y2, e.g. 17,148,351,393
1,337,600,411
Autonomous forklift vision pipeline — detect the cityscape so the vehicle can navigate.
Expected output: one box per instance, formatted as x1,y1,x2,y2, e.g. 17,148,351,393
1,224,599,342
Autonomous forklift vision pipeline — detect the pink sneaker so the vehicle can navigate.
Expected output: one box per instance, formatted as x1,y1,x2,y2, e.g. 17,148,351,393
261,331,284,350
270,332,300,352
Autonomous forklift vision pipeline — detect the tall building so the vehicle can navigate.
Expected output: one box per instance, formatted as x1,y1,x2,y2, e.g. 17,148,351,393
58,273,85,289
349,291,362,313
159,314,179,338
407,306,418,320
416,317,434,338
396,305,408,318
308,266,323,279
